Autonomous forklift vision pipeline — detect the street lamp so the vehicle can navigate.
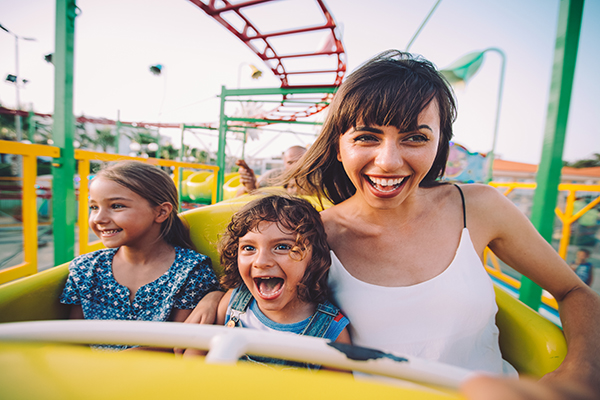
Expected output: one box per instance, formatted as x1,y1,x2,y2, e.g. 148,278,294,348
440,48,506,183
149,64,167,158
0,23,37,141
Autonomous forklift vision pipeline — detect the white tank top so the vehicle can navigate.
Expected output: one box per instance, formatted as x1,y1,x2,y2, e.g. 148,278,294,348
328,228,512,375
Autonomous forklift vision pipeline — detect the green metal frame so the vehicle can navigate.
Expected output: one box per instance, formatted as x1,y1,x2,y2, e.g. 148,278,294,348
214,85,335,202
519,0,584,309
51,0,77,266
48,0,583,313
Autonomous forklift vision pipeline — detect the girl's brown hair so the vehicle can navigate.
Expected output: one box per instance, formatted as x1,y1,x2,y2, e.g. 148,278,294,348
95,160,194,249
284,50,457,205
219,194,331,304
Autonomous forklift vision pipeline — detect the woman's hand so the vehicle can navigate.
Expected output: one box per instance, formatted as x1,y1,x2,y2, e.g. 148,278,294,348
461,374,596,400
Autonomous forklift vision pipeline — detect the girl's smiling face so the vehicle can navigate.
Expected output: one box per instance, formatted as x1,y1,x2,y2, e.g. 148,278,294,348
237,221,315,324
88,177,165,249
337,99,441,209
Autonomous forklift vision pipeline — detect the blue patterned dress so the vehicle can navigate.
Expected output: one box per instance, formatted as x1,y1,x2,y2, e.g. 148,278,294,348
60,246,220,349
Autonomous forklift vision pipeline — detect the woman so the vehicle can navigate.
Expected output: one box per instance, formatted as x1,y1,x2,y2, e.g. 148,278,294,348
284,50,600,396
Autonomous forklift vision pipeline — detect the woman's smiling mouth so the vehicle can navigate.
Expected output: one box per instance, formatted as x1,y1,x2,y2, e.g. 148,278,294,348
366,176,408,193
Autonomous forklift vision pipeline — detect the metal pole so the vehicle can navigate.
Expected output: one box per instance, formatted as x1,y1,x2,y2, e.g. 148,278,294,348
519,0,584,309
51,0,77,265
484,48,506,183
14,35,22,142
216,86,228,202
115,110,121,154
405,0,443,52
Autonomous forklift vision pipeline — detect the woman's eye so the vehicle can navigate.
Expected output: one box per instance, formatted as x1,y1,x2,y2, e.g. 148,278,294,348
354,134,378,143
405,134,429,143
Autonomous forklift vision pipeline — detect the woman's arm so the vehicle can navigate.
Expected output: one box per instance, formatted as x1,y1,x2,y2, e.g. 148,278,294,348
468,185,600,394
183,290,224,325
69,304,84,319
215,290,233,326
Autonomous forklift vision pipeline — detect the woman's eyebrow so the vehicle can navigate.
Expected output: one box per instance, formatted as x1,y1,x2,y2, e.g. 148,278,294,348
354,126,383,133
417,124,433,132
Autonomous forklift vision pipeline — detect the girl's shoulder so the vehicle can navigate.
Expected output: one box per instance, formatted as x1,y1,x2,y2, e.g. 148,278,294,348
70,248,116,269
174,246,210,262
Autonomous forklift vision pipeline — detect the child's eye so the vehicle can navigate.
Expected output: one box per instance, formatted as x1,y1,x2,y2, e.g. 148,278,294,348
240,245,256,252
111,203,125,209
89,205,98,211
275,244,292,251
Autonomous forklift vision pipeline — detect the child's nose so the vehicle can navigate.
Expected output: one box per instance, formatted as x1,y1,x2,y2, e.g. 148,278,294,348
90,208,109,224
253,250,275,269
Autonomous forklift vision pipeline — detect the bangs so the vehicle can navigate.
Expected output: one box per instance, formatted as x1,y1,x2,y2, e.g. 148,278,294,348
333,58,439,134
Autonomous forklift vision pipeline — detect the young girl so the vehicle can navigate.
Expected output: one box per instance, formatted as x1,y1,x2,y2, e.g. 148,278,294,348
196,194,350,368
60,161,220,349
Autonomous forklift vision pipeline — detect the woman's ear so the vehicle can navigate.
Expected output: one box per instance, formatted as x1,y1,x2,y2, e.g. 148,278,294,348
155,202,173,223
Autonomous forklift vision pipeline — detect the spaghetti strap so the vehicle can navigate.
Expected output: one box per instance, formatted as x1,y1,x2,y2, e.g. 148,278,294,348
454,184,466,228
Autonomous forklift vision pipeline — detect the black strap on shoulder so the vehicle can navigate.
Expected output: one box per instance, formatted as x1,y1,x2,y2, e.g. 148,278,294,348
454,184,467,228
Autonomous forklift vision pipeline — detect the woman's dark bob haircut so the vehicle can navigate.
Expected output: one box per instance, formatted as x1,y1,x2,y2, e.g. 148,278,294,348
219,194,331,304
285,50,457,205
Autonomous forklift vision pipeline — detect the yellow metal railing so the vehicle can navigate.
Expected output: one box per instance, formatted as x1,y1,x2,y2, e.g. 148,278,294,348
74,150,218,255
0,140,60,284
0,140,218,284
490,181,600,260
487,181,600,310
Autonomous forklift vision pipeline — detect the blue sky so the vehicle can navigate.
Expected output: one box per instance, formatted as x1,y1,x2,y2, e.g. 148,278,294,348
1,0,599,165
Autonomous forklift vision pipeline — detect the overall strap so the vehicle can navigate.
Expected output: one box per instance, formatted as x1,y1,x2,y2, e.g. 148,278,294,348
227,283,254,327
454,184,467,228
300,301,340,338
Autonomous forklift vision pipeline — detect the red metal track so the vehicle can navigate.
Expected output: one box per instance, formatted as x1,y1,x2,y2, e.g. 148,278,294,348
187,0,346,121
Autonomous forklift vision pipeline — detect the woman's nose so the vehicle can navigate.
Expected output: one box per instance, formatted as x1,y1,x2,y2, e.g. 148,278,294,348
374,140,403,172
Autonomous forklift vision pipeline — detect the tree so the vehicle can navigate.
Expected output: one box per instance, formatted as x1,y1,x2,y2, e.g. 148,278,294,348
564,153,600,168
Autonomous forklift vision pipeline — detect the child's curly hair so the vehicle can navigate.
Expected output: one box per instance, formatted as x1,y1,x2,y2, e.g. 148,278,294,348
219,194,331,304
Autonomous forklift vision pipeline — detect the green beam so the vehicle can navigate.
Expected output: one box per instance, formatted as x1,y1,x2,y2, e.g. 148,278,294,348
519,0,584,308
221,86,337,97
51,0,77,265
216,86,227,202
226,117,323,125
27,111,35,141
235,99,330,105
182,125,219,130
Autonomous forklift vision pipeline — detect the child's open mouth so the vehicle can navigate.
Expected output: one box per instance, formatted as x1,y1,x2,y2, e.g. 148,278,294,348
254,277,284,300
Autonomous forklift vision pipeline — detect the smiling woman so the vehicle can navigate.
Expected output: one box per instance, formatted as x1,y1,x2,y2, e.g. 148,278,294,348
282,50,600,398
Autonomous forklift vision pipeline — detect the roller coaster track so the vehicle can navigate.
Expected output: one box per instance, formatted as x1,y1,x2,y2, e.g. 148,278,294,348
188,0,346,121
1,1,345,128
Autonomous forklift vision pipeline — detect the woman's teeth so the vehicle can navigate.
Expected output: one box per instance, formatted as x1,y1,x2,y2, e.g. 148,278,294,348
367,176,406,192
